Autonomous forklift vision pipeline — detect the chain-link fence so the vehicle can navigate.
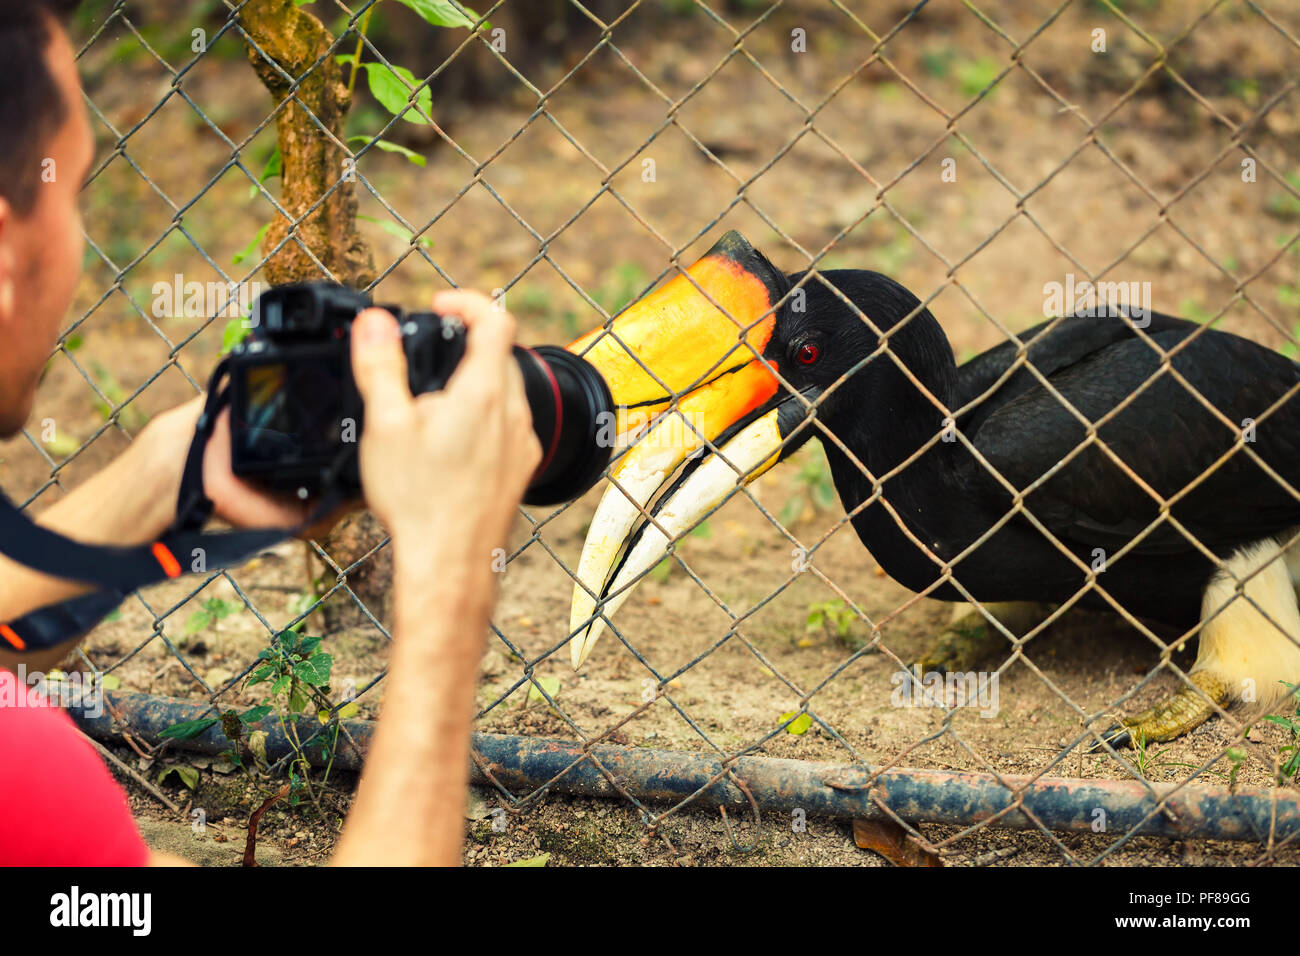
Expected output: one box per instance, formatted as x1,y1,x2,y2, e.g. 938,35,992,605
11,0,1300,865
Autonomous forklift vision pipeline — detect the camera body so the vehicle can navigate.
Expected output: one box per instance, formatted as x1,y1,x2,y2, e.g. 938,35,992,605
228,282,613,506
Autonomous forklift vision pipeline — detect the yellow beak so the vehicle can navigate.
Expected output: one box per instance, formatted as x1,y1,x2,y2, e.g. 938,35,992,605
565,231,792,669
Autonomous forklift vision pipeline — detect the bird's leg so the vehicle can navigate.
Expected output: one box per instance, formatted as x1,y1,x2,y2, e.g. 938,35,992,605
910,601,1054,676
1093,539,1300,751
1092,671,1228,750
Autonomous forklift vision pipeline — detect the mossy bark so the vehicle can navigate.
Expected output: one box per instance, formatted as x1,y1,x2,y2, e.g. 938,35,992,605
240,0,390,630
239,0,375,287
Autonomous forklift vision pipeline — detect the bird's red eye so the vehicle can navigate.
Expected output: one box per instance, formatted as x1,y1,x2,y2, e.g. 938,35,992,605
796,342,820,365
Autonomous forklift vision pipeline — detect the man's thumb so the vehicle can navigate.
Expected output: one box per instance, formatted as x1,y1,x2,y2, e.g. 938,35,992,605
351,308,412,421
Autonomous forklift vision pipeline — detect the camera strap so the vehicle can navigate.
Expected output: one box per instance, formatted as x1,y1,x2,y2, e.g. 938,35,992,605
0,362,341,653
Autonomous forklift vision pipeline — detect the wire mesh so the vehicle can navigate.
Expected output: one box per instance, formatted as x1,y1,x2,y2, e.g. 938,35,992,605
10,0,1300,865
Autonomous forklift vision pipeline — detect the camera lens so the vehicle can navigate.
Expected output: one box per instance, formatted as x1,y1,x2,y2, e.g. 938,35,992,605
514,346,614,506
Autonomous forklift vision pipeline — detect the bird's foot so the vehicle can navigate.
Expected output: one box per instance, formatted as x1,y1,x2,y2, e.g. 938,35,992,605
909,621,991,678
909,602,1050,677
1090,670,1229,752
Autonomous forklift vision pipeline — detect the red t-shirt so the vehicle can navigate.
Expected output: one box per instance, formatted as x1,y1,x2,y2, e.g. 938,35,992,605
0,668,148,865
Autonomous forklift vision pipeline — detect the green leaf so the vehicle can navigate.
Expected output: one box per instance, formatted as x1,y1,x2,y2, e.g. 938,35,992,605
206,597,236,620
159,717,220,741
316,702,356,725
361,62,432,124
98,674,121,691
271,674,291,697
779,711,812,735
390,0,482,28
248,146,282,198
811,479,837,511
504,852,551,867
184,610,214,635
233,222,270,266
287,592,318,618
358,214,434,250
295,651,333,688
240,705,273,724
526,675,561,705
157,765,200,790
779,495,804,528
221,315,253,354
348,135,427,167
43,431,81,457
649,558,672,583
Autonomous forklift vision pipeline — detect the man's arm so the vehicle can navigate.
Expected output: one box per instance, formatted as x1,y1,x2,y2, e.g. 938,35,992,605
331,293,540,866
7,292,534,868
0,399,323,674
0,414,184,672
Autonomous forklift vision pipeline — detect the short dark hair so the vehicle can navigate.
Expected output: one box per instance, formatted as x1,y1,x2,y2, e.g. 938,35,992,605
0,1,82,216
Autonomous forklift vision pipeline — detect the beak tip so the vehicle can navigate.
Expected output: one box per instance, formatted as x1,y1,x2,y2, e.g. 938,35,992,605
569,619,607,671
569,629,590,670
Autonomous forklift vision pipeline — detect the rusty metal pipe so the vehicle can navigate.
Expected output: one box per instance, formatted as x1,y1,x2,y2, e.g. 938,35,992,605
68,690,1299,843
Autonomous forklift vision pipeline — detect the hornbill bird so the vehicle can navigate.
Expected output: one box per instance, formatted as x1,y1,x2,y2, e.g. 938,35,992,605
566,231,1300,749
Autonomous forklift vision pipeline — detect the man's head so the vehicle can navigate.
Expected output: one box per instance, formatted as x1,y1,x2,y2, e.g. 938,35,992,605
0,1,91,436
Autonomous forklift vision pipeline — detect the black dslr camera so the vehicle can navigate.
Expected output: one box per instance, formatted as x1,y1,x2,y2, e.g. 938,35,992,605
227,282,613,506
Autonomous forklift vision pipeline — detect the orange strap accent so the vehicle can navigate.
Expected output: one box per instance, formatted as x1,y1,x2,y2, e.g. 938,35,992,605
0,623,26,651
151,542,182,578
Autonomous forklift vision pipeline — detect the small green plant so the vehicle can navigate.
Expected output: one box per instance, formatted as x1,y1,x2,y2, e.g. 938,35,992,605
956,57,1001,99
246,628,341,807
868,225,914,275
920,48,954,79
1223,747,1248,790
1126,729,1225,782
646,522,710,584
649,557,673,583
1276,243,1300,359
1263,681,1300,783
87,361,147,429
184,596,240,637
804,599,857,647
779,449,837,527
1265,171,1300,221
1178,296,1216,325
1129,731,1171,779
594,262,650,317
1226,76,1261,107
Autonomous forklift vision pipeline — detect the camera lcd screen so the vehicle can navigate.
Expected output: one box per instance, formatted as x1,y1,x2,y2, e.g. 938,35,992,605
233,354,348,466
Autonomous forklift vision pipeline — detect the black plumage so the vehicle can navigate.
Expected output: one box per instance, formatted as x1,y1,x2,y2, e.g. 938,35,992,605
766,269,1300,630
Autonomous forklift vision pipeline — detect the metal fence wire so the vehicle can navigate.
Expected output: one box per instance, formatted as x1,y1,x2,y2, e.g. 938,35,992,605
15,0,1300,865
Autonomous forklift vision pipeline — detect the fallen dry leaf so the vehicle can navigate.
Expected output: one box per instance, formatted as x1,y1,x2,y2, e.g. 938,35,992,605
852,818,943,867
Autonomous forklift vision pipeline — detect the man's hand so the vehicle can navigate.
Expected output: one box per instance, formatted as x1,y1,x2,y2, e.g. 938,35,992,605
149,397,353,536
349,291,542,554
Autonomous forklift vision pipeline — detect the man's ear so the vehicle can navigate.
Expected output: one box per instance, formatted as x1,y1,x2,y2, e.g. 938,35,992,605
0,197,14,327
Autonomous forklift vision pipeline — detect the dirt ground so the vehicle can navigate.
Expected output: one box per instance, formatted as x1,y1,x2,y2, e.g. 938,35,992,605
5,0,1300,865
